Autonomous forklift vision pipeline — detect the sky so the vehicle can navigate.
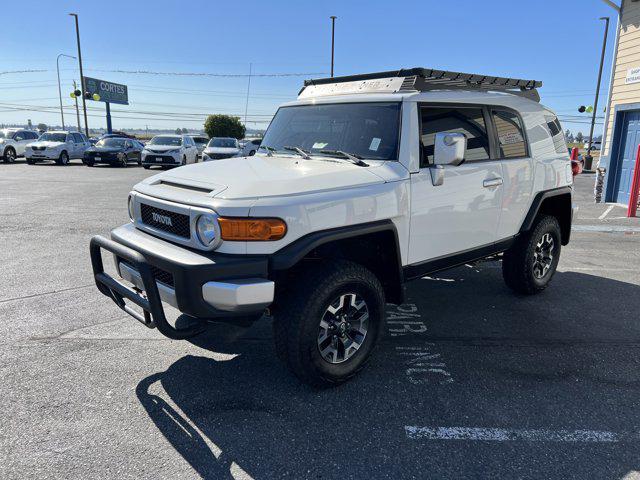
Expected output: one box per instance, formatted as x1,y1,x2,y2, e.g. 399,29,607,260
0,0,620,135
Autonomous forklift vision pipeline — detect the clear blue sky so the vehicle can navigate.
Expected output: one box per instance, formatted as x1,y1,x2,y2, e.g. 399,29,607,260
0,0,619,135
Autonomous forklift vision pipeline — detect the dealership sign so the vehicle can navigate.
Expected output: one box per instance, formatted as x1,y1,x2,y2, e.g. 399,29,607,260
83,76,129,105
626,67,640,85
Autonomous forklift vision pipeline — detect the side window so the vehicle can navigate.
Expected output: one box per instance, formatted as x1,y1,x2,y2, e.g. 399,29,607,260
419,106,490,166
544,115,567,154
14,131,26,141
492,109,528,158
27,132,38,140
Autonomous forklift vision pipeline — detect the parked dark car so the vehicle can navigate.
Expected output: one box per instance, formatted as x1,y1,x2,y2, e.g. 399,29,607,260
83,137,143,167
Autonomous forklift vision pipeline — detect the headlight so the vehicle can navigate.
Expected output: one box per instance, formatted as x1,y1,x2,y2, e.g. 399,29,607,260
127,196,134,221
195,214,219,246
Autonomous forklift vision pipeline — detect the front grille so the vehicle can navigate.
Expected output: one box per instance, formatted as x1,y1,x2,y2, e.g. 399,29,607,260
140,203,190,239
206,153,235,160
32,146,46,151
119,259,175,288
144,155,176,163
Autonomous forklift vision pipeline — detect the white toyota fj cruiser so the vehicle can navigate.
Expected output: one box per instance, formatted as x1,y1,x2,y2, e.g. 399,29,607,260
90,68,575,387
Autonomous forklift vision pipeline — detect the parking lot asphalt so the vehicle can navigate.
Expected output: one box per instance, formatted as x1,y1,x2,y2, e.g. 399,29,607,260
1,161,640,479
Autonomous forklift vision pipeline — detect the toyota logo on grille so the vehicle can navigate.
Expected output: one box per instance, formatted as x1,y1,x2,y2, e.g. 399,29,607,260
151,212,173,226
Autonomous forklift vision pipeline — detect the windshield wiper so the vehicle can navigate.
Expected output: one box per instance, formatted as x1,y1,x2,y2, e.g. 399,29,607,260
283,145,311,159
319,150,369,167
259,145,276,157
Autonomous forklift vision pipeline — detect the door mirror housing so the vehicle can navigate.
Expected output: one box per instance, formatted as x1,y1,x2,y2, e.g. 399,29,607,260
433,132,466,166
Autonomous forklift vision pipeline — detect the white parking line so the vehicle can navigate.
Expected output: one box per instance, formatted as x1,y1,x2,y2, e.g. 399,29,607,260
598,204,615,220
404,426,636,443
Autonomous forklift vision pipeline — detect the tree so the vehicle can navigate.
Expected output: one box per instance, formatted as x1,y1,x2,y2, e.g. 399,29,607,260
37,123,48,132
204,115,245,139
175,128,182,134
565,129,574,143
575,131,584,144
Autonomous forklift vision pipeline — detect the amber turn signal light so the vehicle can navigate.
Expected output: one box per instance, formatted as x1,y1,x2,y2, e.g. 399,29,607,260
218,217,287,241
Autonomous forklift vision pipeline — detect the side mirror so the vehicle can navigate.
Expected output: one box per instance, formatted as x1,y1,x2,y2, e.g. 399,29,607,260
430,132,466,187
434,132,466,166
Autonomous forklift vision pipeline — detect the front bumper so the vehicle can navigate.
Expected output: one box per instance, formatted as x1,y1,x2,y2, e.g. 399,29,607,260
26,150,60,160
142,152,180,166
90,223,274,339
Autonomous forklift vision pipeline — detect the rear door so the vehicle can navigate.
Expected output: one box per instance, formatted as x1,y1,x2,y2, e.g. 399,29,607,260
408,104,504,265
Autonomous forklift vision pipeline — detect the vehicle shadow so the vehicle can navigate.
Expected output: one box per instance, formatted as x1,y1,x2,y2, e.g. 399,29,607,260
136,268,640,478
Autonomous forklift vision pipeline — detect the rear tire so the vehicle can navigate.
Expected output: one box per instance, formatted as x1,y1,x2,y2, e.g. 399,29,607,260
56,151,69,166
3,147,16,163
273,260,385,387
502,215,561,295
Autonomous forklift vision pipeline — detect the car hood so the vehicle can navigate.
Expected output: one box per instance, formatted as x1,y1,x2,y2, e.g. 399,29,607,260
137,154,389,200
204,147,240,154
87,146,122,153
29,141,64,148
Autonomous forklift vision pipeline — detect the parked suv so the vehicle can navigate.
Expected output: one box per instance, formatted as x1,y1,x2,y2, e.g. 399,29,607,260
25,131,90,165
0,128,40,162
141,134,198,169
240,138,262,156
90,68,575,387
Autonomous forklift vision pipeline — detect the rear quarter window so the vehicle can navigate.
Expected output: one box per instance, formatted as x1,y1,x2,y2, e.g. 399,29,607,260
544,115,568,154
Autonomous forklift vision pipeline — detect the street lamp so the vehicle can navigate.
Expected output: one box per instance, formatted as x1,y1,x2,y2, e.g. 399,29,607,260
330,16,337,77
585,16,610,171
69,13,89,136
56,54,76,129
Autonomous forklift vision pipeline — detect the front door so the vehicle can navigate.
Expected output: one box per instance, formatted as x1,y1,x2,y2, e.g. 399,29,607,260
408,105,503,265
614,110,640,205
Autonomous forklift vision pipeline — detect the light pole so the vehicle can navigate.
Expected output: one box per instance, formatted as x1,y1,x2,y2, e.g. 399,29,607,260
56,53,76,129
330,16,337,77
244,62,252,127
585,16,610,171
69,13,89,137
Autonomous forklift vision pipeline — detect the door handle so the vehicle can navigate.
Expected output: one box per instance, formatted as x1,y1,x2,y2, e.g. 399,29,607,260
483,177,503,188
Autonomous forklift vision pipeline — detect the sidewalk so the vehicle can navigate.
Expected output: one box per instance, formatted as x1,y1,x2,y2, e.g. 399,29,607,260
572,173,640,229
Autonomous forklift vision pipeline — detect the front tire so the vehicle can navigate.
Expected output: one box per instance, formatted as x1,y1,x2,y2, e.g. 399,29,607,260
502,215,561,295
143,165,150,170
3,147,16,163
273,260,385,387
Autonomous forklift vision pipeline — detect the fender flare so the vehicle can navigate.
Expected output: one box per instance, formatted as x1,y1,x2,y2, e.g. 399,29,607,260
520,186,572,244
269,219,403,273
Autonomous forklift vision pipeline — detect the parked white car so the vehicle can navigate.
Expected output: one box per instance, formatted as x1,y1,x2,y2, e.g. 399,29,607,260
141,135,198,169
25,131,90,165
90,67,575,387
240,138,262,156
188,134,209,159
0,128,40,163
202,137,241,161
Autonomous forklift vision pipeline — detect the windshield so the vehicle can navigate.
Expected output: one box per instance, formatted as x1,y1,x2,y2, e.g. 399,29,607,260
260,102,401,160
192,137,208,146
39,132,67,143
96,138,126,148
149,136,182,146
208,138,237,148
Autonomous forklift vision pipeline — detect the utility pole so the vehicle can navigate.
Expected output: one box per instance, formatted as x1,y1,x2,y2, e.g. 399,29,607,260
56,54,76,129
585,16,610,171
244,62,252,127
73,80,81,132
69,13,89,137
330,16,337,77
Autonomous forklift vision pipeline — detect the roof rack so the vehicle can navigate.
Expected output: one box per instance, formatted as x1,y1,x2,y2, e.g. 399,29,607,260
300,68,542,102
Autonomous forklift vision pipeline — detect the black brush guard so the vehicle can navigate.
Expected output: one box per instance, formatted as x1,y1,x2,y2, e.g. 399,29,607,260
90,235,206,339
